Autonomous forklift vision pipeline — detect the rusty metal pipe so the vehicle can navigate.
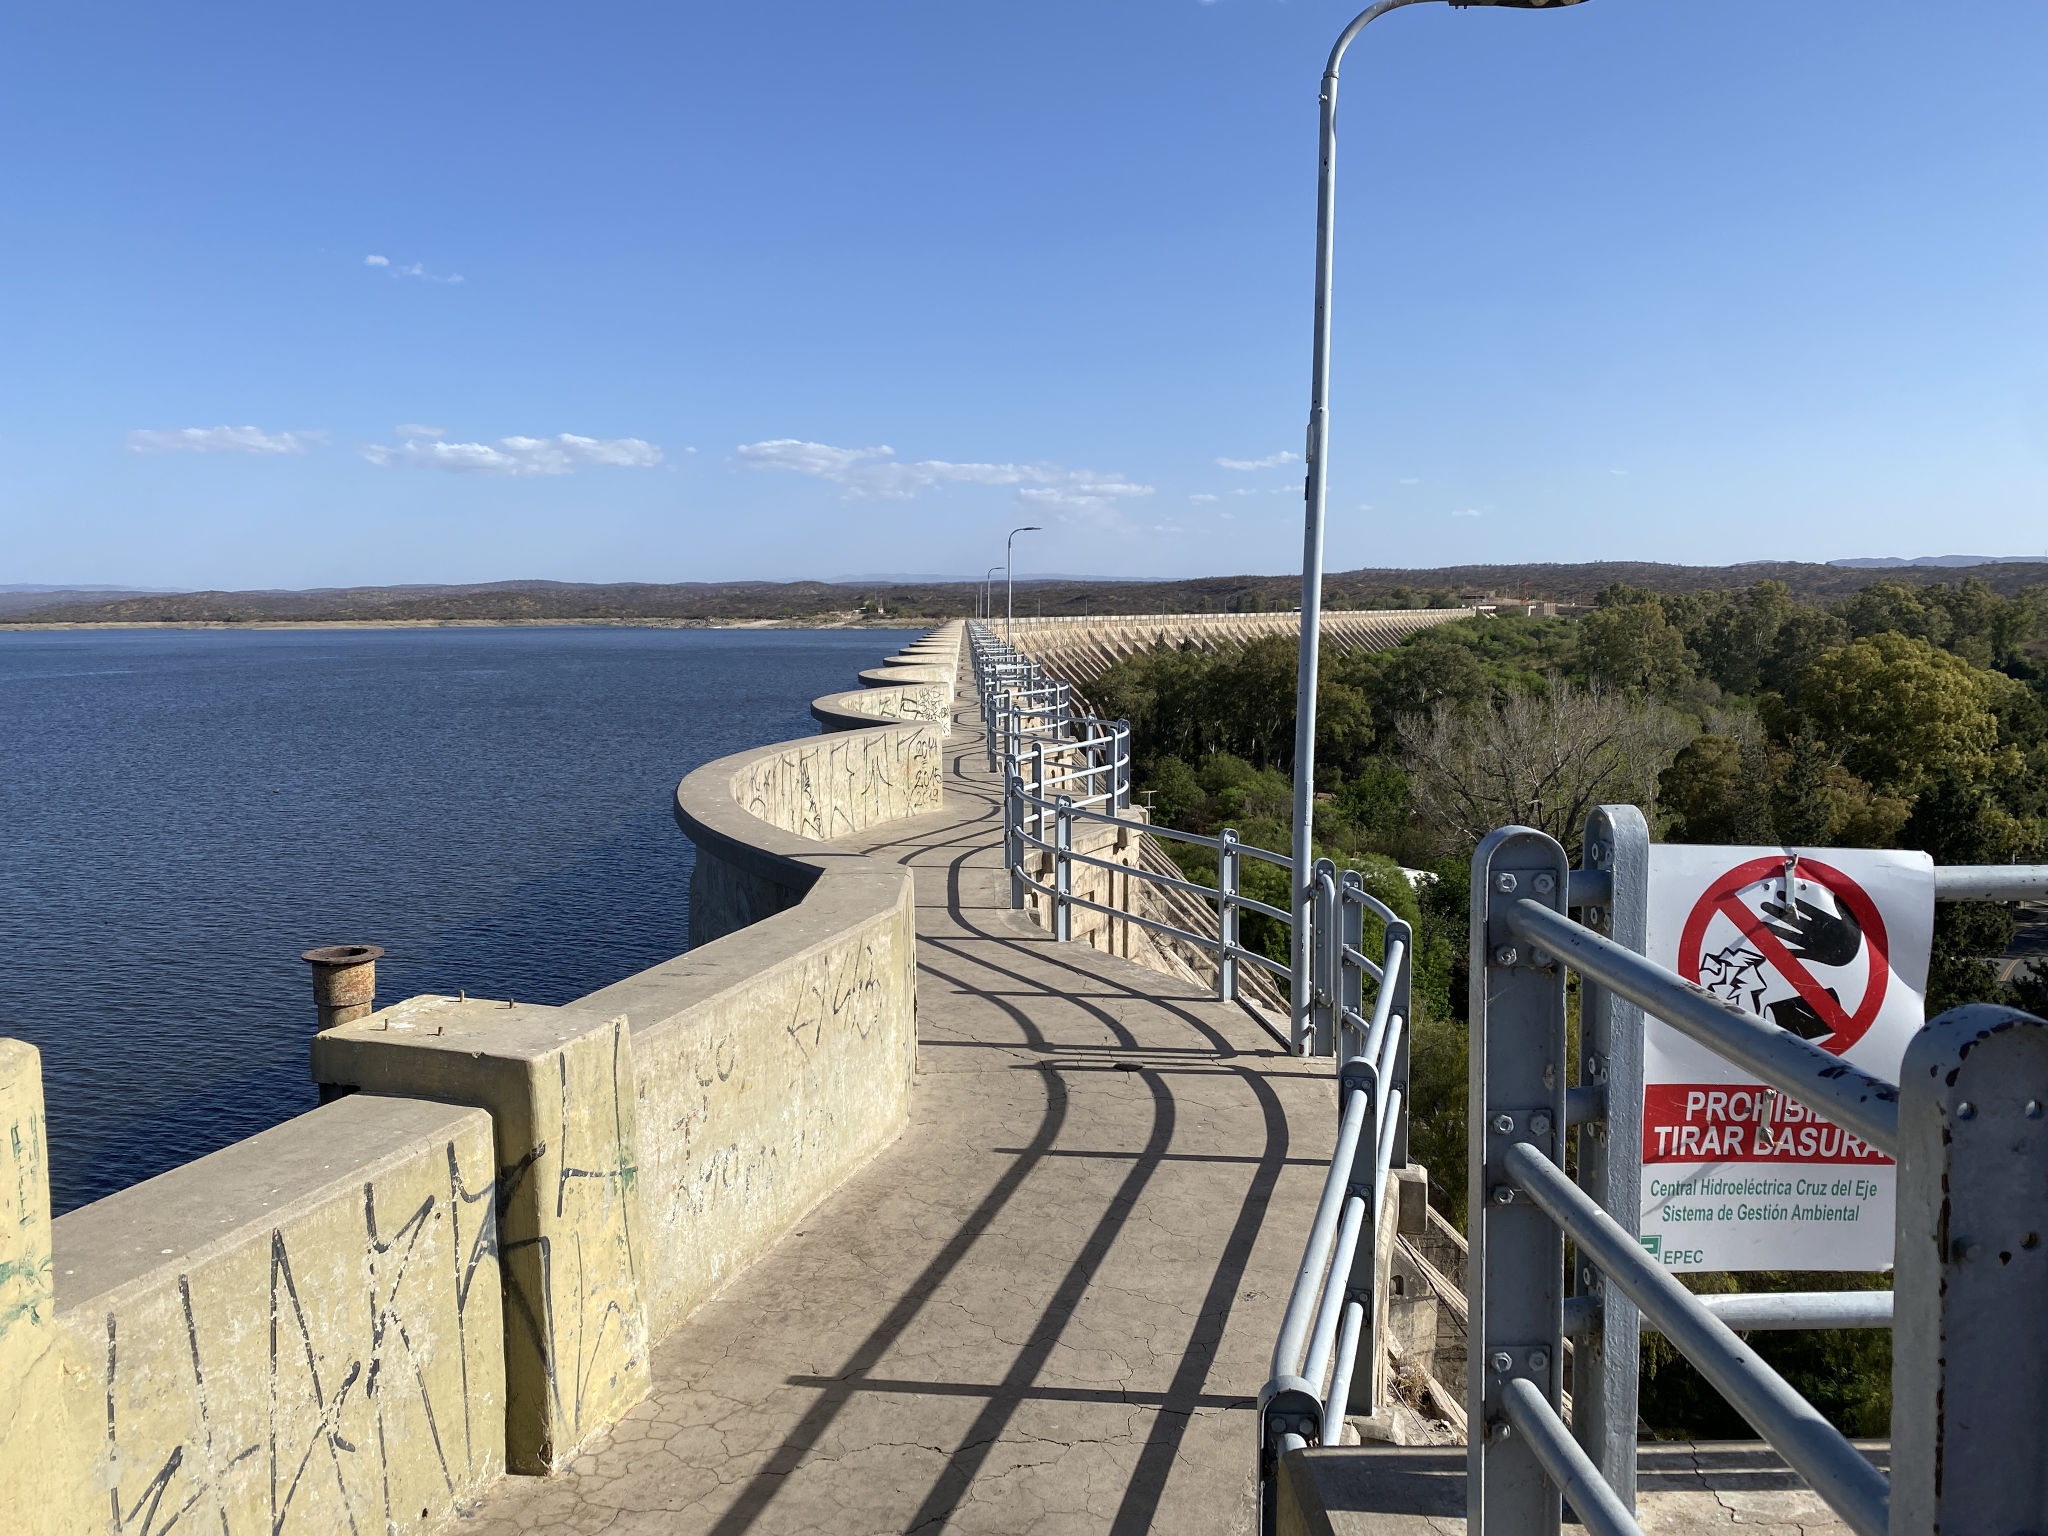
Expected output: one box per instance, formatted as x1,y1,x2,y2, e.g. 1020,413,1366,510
301,944,384,1032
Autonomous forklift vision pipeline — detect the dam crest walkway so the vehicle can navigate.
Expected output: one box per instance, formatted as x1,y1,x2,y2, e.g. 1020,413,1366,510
460,665,1335,1533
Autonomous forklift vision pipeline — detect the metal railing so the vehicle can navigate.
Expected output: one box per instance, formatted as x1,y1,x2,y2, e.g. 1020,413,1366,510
969,624,1418,1524
1462,809,2048,1536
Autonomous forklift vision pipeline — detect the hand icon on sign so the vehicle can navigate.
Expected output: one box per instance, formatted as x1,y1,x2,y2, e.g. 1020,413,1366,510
1757,894,1863,969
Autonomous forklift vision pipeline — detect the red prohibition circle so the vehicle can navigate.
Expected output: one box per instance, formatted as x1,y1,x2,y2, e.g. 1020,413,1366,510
1675,855,1889,1056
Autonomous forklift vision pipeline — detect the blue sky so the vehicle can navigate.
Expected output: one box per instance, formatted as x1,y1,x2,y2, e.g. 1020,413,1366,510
3,1,2044,590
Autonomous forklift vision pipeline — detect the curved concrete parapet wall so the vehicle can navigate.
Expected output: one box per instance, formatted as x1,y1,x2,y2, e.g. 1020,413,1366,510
582,715,935,1340
811,682,952,736
859,663,951,689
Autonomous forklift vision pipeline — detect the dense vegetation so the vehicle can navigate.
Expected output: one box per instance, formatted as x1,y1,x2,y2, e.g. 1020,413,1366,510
1091,575,2048,1438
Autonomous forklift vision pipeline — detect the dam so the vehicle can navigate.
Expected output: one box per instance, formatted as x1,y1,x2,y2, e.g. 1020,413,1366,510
4,617,2043,1536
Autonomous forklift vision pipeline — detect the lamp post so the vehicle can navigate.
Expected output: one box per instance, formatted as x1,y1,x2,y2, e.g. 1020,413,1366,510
1006,525,1041,646
984,565,1003,624
1288,0,1588,1056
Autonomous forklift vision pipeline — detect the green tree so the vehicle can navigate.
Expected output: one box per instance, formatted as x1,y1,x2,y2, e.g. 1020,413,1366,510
1794,633,2019,796
1658,734,1775,843
1147,755,1204,827
1758,606,1850,700
1335,758,1413,845
1833,579,1953,650
1348,630,1491,741
1694,581,1796,696
1580,587,1694,696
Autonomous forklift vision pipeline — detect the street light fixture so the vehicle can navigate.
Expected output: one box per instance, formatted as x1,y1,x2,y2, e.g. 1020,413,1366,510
1006,526,1041,646
1288,0,1589,1056
983,565,1003,623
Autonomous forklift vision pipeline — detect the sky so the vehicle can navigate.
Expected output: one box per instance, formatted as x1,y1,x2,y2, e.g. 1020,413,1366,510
2,0,2045,590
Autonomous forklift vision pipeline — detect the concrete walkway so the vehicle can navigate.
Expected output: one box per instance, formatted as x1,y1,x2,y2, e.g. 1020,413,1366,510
457,672,1337,1533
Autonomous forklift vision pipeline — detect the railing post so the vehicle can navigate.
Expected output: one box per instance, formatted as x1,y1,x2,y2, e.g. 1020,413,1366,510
1006,755,1024,911
1572,805,1648,1509
1054,795,1074,943
1312,859,1338,1057
1892,1004,2048,1536
1469,826,1572,1536
1339,872,1366,1063
985,676,1001,772
1115,719,1130,810
1335,1053,1385,1421
1218,828,1241,1003
1382,909,1414,1172
1031,739,1047,866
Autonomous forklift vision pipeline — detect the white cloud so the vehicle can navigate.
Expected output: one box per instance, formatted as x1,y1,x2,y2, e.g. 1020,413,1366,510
366,255,463,283
1611,468,1628,476
1018,481,1153,515
395,423,445,440
1452,508,1483,518
734,438,1154,522
1215,450,1300,471
126,425,327,456
1399,476,1420,485
1190,493,1218,503
361,428,663,477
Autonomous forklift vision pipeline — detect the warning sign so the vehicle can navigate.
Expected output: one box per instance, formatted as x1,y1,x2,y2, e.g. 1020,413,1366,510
1640,846,1933,1272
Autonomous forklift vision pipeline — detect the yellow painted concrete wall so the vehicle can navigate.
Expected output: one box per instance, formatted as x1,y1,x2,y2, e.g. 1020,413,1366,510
732,721,943,843
583,866,917,1343
810,681,952,736
312,1003,649,1474
0,1077,504,1536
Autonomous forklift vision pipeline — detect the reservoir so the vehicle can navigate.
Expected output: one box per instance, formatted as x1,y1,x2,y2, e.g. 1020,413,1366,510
0,624,916,1213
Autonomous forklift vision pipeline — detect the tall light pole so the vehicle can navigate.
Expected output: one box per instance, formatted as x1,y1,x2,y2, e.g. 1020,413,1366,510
1288,0,1588,1056
983,565,1003,624
1006,525,1040,646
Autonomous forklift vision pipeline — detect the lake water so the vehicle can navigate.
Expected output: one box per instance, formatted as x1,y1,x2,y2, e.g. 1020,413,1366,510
0,625,917,1213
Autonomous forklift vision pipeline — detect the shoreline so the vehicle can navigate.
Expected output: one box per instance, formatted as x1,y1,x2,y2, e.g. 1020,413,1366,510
0,616,933,633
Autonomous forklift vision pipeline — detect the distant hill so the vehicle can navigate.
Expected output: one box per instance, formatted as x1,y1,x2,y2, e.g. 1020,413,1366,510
0,586,174,616
8,561,2046,626
1831,555,2047,569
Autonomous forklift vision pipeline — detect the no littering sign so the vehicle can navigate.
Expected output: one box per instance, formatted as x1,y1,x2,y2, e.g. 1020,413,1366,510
1640,846,1933,1272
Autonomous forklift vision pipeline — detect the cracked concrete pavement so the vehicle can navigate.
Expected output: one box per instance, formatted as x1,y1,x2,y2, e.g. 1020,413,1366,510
453,661,1338,1535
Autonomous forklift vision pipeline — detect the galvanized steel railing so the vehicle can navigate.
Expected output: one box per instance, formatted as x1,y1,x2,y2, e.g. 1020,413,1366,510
1459,810,2048,1536
970,624,1418,1517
